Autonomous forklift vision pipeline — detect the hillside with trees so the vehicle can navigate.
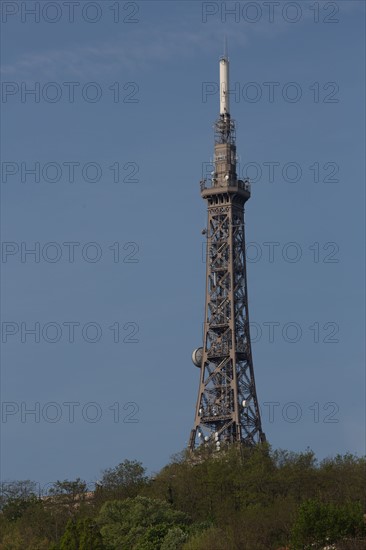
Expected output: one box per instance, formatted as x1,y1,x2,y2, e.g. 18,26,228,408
0,445,365,549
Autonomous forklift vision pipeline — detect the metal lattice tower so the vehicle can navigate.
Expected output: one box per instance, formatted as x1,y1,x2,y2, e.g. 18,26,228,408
189,53,266,451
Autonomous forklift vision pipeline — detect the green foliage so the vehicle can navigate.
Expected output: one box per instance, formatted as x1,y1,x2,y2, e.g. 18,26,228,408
46,477,91,528
0,528,51,550
59,519,78,550
135,524,170,550
79,518,105,550
97,459,148,502
0,494,55,550
0,480,38,509
1,495,41,522
135,524,189,550
160,527,189,550
49,478,88,499
182,527,227,550
0,450,364,550
147,446,365,548
59,517,104,550
98,496,190,549
290,499,366,549
100,459,147,488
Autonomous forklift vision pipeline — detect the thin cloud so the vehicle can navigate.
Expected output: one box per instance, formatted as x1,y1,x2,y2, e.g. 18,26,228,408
1,30,223,79
0,13,299,80
1,1,363,80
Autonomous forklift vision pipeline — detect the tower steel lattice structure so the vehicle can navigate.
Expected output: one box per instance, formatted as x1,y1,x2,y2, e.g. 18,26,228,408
189,54,266,451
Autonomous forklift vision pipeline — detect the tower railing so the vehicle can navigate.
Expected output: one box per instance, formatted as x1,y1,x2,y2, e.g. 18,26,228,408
200,178,251,194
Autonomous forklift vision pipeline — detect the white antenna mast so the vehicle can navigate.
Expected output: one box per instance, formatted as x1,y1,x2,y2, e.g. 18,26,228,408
219,38,230,116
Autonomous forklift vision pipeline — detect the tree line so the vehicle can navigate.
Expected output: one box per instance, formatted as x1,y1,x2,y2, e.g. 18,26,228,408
0,444,365,549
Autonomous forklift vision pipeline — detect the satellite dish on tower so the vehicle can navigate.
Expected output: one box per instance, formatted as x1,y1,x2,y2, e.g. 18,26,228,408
191,347,203,368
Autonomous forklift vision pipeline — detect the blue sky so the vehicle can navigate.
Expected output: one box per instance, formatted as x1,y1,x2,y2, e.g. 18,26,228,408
1,0,365,489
